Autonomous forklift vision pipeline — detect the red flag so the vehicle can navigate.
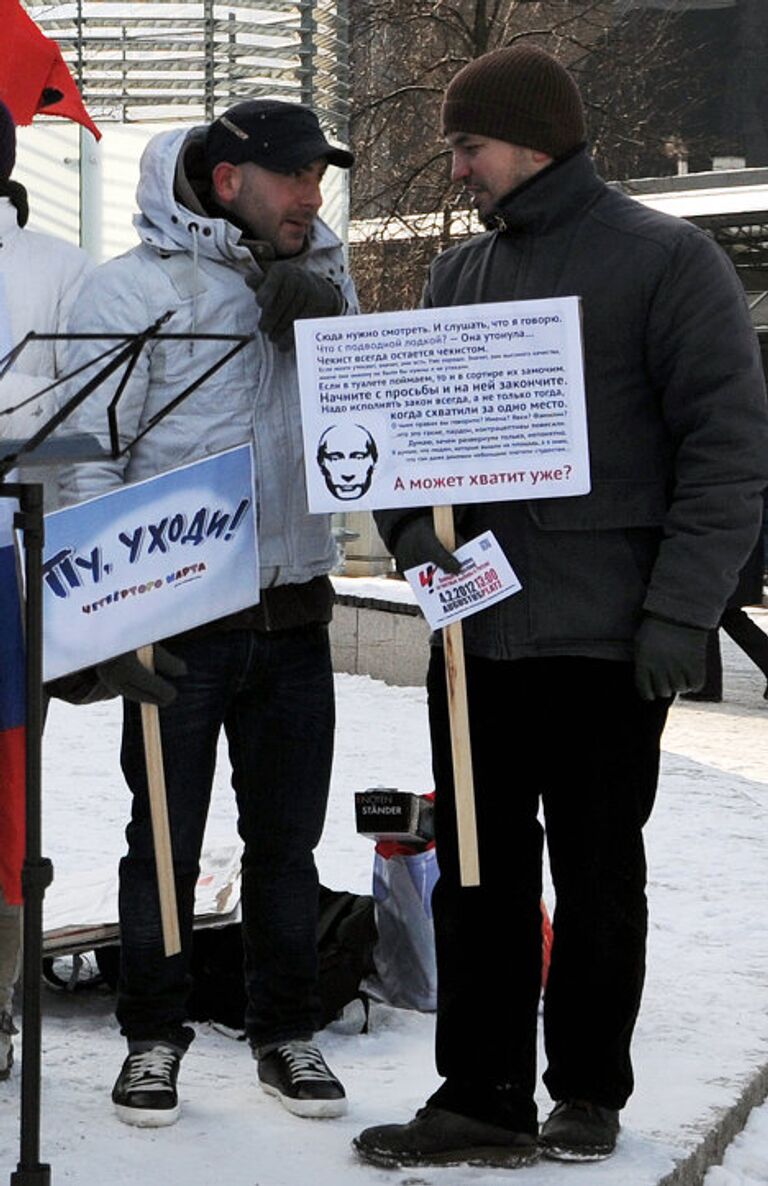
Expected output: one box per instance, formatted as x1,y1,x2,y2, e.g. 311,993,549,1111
0,0,101,140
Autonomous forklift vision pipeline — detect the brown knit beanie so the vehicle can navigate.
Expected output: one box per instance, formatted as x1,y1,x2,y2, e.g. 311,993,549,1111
441,44,586,159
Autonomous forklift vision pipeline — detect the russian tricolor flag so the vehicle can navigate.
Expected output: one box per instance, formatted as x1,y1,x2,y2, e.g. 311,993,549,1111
0,497,25,906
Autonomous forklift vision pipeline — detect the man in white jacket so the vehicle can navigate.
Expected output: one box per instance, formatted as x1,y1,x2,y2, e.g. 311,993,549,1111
0,98,91,1081
57,100,357,1128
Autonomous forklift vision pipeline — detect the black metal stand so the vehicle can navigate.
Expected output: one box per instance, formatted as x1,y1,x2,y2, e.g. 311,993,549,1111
4,483,52,1186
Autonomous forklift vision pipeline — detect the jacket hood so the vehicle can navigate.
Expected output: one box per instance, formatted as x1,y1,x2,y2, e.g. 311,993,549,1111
134,126,254,265
133,125,343,267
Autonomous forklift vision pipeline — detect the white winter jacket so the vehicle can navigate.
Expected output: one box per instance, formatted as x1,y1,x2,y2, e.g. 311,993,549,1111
59,125,357,588
0,196,92,505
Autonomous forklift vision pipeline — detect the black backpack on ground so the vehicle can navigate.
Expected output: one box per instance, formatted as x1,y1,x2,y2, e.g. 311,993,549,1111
91,885,377,1034
315,885,377,1030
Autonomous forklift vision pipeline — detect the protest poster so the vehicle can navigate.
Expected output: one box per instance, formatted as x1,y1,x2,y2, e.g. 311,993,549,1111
42,444,258,681
295,296,590,513
405,531,522,631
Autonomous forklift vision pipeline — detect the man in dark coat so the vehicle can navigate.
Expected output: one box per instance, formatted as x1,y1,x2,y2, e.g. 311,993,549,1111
354,44,768,1170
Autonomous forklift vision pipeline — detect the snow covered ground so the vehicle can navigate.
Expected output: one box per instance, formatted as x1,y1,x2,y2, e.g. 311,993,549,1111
1,614,767,1185
708,1105,768,1186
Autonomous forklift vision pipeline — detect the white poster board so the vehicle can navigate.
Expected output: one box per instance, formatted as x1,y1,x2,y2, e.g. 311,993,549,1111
42,444,258,681
296,296,590,512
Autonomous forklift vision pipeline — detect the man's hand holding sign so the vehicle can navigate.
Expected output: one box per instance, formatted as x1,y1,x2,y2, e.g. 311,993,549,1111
295,297,590,885
43,445,258,954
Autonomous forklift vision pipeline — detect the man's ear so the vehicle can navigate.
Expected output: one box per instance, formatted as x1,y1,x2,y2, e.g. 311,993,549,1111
211,161,241,204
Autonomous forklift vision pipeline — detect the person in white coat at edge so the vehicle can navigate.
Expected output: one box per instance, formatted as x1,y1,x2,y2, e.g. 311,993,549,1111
0,97,91,1084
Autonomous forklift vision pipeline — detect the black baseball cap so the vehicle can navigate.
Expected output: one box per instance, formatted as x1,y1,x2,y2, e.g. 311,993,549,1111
204,99,354,173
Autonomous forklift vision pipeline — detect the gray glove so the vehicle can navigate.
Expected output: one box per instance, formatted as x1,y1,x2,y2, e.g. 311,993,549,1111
390,516,462,577
633,616,709,701
247,262,345,351
96,645,187,707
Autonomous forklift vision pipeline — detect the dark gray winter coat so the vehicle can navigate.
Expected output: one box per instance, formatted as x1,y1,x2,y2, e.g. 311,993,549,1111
376,149,768,662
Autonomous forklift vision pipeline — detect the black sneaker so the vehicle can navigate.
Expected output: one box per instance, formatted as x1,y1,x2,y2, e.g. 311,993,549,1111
539,1099,620,1161
0,1011,16,1081
257,1040,346,1118
112,1042,182,1127
354,1106,539,1169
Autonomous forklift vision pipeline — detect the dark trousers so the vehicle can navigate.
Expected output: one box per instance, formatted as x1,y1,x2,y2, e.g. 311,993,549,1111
115,624,335,1049
425,652,670,1134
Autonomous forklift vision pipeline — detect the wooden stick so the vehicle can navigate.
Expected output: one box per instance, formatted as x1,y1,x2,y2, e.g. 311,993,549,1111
432,505,480,887
137,644,181,956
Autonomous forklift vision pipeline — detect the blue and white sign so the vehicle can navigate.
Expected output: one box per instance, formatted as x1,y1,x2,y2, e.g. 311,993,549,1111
43,444,258,681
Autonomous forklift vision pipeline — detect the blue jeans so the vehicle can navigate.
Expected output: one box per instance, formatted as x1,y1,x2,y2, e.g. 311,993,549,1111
115,624,334,1049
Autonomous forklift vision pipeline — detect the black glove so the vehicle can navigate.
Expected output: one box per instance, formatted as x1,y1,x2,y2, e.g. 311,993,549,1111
246,263,345,351
390,516,462,577
45,667,117,705
96,645,187,707
633,616,709,701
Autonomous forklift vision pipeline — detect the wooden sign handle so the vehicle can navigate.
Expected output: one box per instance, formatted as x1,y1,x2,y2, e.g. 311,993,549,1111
137,644,181,956
432,506,480,887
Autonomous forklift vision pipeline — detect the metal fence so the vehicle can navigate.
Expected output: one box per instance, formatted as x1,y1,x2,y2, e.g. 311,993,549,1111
29,0,350,139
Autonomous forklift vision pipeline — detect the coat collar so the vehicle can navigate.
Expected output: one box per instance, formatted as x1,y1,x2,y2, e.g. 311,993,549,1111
483,148,604,236
0,195,21,243
0,181,28,231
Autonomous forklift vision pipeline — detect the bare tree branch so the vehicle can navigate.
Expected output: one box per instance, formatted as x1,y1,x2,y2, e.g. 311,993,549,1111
348,0,747,312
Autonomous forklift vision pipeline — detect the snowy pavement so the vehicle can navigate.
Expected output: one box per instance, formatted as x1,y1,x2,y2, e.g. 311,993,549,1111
0,612,767,1185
